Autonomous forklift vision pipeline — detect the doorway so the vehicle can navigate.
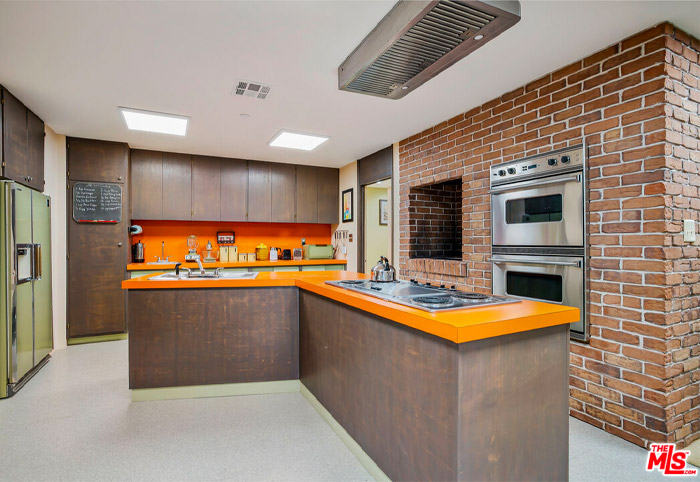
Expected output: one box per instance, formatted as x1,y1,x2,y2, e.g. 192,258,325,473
363,179,392,273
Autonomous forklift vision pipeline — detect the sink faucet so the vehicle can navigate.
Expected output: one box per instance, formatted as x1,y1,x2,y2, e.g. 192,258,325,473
153,241,171,263
194,257,206,275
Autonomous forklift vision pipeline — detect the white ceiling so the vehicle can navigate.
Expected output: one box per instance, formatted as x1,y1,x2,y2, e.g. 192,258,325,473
0,1,698,168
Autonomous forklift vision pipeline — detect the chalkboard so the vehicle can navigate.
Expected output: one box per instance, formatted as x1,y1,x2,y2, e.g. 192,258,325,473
72,182,122,223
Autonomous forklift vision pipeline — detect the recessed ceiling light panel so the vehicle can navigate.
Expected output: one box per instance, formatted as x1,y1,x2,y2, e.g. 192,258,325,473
120,107,189,136
269,130,329,151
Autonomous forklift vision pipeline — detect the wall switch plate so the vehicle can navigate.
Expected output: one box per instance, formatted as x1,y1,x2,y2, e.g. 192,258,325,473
683,219,696,243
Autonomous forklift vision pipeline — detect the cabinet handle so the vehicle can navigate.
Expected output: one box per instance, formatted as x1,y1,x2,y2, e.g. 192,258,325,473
117,176,122,180
118,242,123,247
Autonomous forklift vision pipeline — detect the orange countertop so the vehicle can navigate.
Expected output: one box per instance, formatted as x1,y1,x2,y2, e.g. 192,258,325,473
127,259,347,271
121,271,579,344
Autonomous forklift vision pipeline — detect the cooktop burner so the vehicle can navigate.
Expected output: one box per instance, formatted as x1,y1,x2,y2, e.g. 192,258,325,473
413,296,453,305
452,292,489,300
326,280,520,312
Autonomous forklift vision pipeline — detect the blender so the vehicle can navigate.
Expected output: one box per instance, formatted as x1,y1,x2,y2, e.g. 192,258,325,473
185,235,200,262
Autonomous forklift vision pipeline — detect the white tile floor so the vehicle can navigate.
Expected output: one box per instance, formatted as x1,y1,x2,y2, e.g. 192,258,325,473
0,340,695,482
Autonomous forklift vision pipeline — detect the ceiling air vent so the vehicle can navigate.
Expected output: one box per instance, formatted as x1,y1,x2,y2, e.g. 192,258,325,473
338,0,520,99
233,80,272,100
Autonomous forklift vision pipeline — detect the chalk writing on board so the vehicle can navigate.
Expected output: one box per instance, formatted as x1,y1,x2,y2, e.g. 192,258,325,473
73,182,122,223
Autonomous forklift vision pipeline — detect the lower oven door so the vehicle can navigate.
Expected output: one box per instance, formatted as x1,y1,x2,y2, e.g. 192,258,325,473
491,254,587,340
491,171,584,247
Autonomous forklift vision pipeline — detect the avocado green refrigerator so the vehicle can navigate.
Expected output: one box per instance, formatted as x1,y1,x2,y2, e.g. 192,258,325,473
0,181,52,398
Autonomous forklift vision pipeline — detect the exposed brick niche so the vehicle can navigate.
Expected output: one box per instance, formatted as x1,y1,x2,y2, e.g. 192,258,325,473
398,22,700,449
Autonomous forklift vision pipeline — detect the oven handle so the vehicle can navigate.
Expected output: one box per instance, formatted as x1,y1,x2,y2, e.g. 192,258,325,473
489,257,582,268
489,173,581,194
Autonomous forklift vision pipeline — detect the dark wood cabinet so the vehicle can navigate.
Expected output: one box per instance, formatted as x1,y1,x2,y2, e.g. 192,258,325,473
271,163,296,223
67,139,129,338
67,138,127,183
192,155,221,221
295,166,318,223
248,161,271,222
26,110,44,192
0,87,46,191
2,90,28,183
130,149,163,220
317,167,339,224
125,148,338,225
162,152,192,221
220,158,248,222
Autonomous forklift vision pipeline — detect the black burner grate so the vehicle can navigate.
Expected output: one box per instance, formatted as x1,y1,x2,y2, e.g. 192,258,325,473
453,292,489,300
340,280,367,285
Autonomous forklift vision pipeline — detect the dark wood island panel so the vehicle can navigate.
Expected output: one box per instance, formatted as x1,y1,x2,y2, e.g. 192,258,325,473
299,291,569,482
128,288,299,389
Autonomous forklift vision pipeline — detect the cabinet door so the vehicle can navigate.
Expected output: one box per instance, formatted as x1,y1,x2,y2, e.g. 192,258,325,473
130,149,162,220
248,161,271,222
192,155,221,221
26,109,44,191
162,152,192,220
2,89,28,183
317,167,339,224
271,163,295,223
295,166,317,223
221,158,247,221
67,181,128,337
67,137,127,183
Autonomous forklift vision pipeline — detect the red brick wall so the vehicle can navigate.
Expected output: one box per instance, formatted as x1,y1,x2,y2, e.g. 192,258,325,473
408,180,462,260
398,22,700,448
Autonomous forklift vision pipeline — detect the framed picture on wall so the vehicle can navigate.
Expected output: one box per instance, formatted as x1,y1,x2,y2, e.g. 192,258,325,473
342,188,353,223
379,199,389,225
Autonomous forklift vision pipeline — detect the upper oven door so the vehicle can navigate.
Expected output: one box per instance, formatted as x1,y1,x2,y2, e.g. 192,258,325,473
491,171,584,247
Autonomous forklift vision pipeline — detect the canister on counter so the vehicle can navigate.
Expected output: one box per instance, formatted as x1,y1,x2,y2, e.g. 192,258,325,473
248,253,256,262
229,246,238,262
220,246,229,263
239,253,248,262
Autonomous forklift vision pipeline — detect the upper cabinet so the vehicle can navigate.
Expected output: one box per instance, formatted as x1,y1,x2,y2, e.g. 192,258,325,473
67,137,127,184
317,167,339,224
221,158,248,222
1,87,45,191
270,163,295,223
129,149,338,225
130,150,163,220
295,166,318,223
192,155,221,221
162,152,192,221
248,161,271,223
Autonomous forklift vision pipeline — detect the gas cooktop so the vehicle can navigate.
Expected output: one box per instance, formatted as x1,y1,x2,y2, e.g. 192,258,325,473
325,279,520,312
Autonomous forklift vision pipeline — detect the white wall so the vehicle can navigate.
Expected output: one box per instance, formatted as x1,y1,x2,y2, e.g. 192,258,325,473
43,126,67,350
336,161,358,272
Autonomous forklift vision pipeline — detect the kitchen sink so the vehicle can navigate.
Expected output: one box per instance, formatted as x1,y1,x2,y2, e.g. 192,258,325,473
149,271,258,281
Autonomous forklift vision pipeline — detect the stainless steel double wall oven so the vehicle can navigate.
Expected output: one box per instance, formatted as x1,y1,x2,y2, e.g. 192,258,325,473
490,145,588,341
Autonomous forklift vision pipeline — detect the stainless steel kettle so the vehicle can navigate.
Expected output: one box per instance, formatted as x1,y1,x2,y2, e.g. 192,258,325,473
371,256,396,282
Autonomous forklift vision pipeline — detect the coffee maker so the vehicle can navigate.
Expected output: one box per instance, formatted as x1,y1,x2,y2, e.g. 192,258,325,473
132,240,145,263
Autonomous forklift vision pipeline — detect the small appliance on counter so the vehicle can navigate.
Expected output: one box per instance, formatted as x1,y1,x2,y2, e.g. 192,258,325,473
132,240,145,263
202,240,218,263
302,244,334,260
282,249,292,260
270,247,281,261
185,235,200,262
255,243,269,261
293,248,303,261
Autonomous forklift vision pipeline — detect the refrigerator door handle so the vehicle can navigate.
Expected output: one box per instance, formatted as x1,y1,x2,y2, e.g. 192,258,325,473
33,244,42,280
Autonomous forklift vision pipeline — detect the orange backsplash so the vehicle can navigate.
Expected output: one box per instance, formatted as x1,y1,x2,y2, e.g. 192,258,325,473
131,220,332,263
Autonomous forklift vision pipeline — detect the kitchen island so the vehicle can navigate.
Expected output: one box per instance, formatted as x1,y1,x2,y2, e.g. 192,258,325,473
122,271,578,481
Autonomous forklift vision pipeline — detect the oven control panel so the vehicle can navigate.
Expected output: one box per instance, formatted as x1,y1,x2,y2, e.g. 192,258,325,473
490,145,584,185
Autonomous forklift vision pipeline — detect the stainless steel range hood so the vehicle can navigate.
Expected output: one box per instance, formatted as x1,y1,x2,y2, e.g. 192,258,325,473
338,1,521,99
